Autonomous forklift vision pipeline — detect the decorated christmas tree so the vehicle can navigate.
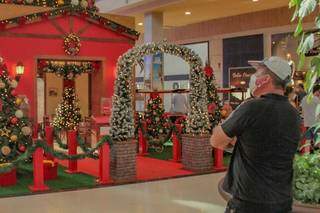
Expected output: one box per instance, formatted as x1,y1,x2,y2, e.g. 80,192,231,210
53,87,82,130
0,59,32,164
204,62,222,130
144,95,170,138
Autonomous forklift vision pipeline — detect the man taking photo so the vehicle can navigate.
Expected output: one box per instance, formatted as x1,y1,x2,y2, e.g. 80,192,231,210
211,56,301,213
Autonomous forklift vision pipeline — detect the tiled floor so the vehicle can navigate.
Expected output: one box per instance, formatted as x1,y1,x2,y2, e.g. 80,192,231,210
0,173,227,213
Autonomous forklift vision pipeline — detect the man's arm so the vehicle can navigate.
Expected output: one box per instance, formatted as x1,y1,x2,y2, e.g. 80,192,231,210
210,126,236,149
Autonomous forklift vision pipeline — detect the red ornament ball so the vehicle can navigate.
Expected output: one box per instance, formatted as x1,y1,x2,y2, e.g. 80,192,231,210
19,145,26,152
11,90,17,96
11,117,18,124
208,103,217,113
204,65,214,77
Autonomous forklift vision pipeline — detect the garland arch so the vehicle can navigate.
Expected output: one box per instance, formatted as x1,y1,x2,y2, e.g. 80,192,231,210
110,41,210,141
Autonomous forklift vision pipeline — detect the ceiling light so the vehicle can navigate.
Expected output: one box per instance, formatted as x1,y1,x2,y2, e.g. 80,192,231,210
138,22,143,26
252,0,259,2
185,11,191,15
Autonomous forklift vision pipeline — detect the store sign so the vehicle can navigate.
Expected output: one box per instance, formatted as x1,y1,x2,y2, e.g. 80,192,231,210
228,67,256,108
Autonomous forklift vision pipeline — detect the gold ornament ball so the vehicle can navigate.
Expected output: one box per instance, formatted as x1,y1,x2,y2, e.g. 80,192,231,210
10,135,18,142
57,0,64,5
22,126,32,136
1,146,11,156
15,98,23,105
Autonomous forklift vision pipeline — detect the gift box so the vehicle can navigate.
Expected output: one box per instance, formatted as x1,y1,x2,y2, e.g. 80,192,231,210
0,168,17,186
43,160,58,180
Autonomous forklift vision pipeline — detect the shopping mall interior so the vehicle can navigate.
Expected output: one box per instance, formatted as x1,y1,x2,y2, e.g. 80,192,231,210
0,0,319,212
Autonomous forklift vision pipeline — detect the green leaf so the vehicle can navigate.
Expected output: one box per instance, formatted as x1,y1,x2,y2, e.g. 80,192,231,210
314,105,320,120
316,16,320,28
289,0,298,8
298,0,317,18
298,53,306,70
300,33,315,54
294,19,303,36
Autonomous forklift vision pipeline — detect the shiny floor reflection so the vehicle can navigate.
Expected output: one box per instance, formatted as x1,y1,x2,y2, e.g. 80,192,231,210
0,173,227,213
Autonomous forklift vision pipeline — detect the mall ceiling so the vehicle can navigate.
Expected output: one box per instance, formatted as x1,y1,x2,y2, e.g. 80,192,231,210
106,0,290,32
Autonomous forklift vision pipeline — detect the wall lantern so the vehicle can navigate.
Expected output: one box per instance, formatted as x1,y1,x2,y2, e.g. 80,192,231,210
16,61,24,78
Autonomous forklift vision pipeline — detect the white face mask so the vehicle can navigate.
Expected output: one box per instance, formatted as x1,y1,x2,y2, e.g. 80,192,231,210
249,74,257,96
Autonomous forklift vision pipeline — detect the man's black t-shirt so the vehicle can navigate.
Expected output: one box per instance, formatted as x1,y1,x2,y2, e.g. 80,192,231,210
222,93,301,204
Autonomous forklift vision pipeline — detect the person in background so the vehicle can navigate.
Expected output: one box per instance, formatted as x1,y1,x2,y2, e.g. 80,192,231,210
211,56,301,213
295,83,307,104
300,85,320,151
171,83,188,115
285,86,298,108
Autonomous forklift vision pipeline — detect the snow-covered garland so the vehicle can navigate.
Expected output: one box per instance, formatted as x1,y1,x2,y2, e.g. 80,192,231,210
110,41,210,141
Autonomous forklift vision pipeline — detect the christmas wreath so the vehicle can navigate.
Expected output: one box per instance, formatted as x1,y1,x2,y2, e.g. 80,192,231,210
63,33,81,56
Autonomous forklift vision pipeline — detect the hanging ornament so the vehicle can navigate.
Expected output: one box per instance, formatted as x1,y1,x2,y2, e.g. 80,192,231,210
10,117,18,125
15,98,23,106
81,0,88,8
57,0,65,6
22,126,32,136
207,103,217,114
10,135,18,142
19,145,26,152
71,0,79,5
204,65,213,77
10,80,18,88
155,117,160,122
11,90,17,96
15,110,23,118
1,146,11,156
0,81,5,89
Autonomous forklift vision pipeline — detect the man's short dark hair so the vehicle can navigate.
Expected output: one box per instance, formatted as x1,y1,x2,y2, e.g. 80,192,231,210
262,68,287,90
313,85,320,94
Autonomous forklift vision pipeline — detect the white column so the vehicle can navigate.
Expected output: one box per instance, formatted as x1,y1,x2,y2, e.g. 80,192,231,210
144,12,164,43
143,12,164,90
264,32,272,58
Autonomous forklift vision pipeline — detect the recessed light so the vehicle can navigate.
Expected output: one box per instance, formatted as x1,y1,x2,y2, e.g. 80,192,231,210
185,11,191,15
252,0,259,2
138,22,143,26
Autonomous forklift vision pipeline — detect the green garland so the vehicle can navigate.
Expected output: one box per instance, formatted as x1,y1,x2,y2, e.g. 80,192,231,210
0,134,113,173
0,5,139,39
40,61,95,80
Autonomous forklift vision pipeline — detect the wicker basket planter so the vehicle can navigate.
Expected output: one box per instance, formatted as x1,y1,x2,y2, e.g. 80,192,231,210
182,134,213,172
110,139,137,182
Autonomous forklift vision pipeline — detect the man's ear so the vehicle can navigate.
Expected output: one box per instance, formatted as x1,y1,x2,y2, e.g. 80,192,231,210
256,75,270,88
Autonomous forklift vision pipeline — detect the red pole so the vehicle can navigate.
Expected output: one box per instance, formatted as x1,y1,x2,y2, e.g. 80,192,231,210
138,128,148,156
45,126,54,161
65,130,78,174
28,146,49,192
213,148,226,171
98,143,110,184
172,132,180,162
32,124,38,139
